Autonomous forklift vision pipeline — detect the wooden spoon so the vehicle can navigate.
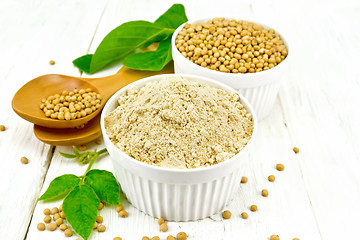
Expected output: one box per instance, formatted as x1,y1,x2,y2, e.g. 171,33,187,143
33,113,102,146
15,63,174,145
12,63,173,129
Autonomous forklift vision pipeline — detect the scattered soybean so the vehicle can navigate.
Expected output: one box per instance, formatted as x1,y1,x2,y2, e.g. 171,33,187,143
160,223,168,232
222,210,232,219
262,189,269,197
276,163,284,171
241,176,248,183
119,210,128,218
268,175,275,182
96,216,103,223
20,157,29,164
158,217,165,225
116,205,124,212
270,235,280,240
37,223,45,231
43,208,50,215
47,223,57,231
97,225,106,232
177,232,188,240
293,147,299,153
64,229,73,237
250,205,257,212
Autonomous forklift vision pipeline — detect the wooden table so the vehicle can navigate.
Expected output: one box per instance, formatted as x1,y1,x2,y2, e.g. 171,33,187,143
1,0,359,239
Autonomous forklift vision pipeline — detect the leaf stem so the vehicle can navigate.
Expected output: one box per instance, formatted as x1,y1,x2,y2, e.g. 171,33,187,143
84,148,108,176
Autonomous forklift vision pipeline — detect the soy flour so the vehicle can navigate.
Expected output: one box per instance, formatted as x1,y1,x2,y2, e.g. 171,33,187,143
104,76,253,169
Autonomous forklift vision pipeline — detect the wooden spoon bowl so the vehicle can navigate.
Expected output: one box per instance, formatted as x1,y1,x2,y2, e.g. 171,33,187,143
12,74,102,128
33,113,102,145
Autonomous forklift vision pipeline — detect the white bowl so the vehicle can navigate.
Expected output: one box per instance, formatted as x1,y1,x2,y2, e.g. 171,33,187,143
101,74,257,221
171,18,291,120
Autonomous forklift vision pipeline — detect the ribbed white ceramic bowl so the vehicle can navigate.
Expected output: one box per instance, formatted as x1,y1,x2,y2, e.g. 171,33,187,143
171,18,290,120
101,74,257,221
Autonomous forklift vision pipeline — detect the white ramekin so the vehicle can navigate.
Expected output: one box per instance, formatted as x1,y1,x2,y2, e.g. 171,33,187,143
101,74,257,221
171,18,290,121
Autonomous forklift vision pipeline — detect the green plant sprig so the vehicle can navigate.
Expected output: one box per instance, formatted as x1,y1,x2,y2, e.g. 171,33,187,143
39,146,125,240
59,146,107,166
73,4,188,74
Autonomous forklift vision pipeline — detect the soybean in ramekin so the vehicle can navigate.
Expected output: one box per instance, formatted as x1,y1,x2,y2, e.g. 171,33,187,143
172,17,291,120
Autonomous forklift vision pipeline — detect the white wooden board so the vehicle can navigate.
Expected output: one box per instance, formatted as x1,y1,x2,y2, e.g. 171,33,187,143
0,0,359,240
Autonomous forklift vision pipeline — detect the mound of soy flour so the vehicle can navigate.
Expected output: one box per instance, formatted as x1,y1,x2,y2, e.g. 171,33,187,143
105,76,253,169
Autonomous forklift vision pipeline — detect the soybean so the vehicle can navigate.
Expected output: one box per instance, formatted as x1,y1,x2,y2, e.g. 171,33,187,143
97,225,106,232
270,235,280,240
116,205,124,212
276,163,285,171
268,175,275,182
262,189,269,197
241,212,248,219
64,229,73,237
175,18,288,74
47,223,57,231
177,232,188,240
37,223,45,231
222,210,232,219
96,216,103,223
40,88,101,120
160,223,168,232
158,217,165,225
20,157,29,164
240,176,248,183
59,224,67,231
43,208,50,215
250,205,257,212
119,210,128,218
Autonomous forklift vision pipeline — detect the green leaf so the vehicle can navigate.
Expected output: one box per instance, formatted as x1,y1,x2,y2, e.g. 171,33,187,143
73,146,81,157
84,169,120,205
72,54,93,74
89,21,173,73
59,152,76,159
123,36,172,71
155,4,188,30
63,185,99,240
38,174,80,201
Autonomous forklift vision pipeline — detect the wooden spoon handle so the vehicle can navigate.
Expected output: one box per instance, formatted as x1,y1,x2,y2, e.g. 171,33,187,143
86,63,174,101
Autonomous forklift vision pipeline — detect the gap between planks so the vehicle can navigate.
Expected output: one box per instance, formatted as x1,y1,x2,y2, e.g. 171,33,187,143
278,94,324,240
80,3,108,78
24,146,55,240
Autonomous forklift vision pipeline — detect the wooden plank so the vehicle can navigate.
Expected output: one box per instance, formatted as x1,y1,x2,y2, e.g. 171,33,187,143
0,0,109,239
252,1,360,239
277,7,360,239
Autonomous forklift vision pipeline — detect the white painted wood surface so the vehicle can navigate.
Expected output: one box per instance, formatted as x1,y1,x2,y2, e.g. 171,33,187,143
0,0,359,239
